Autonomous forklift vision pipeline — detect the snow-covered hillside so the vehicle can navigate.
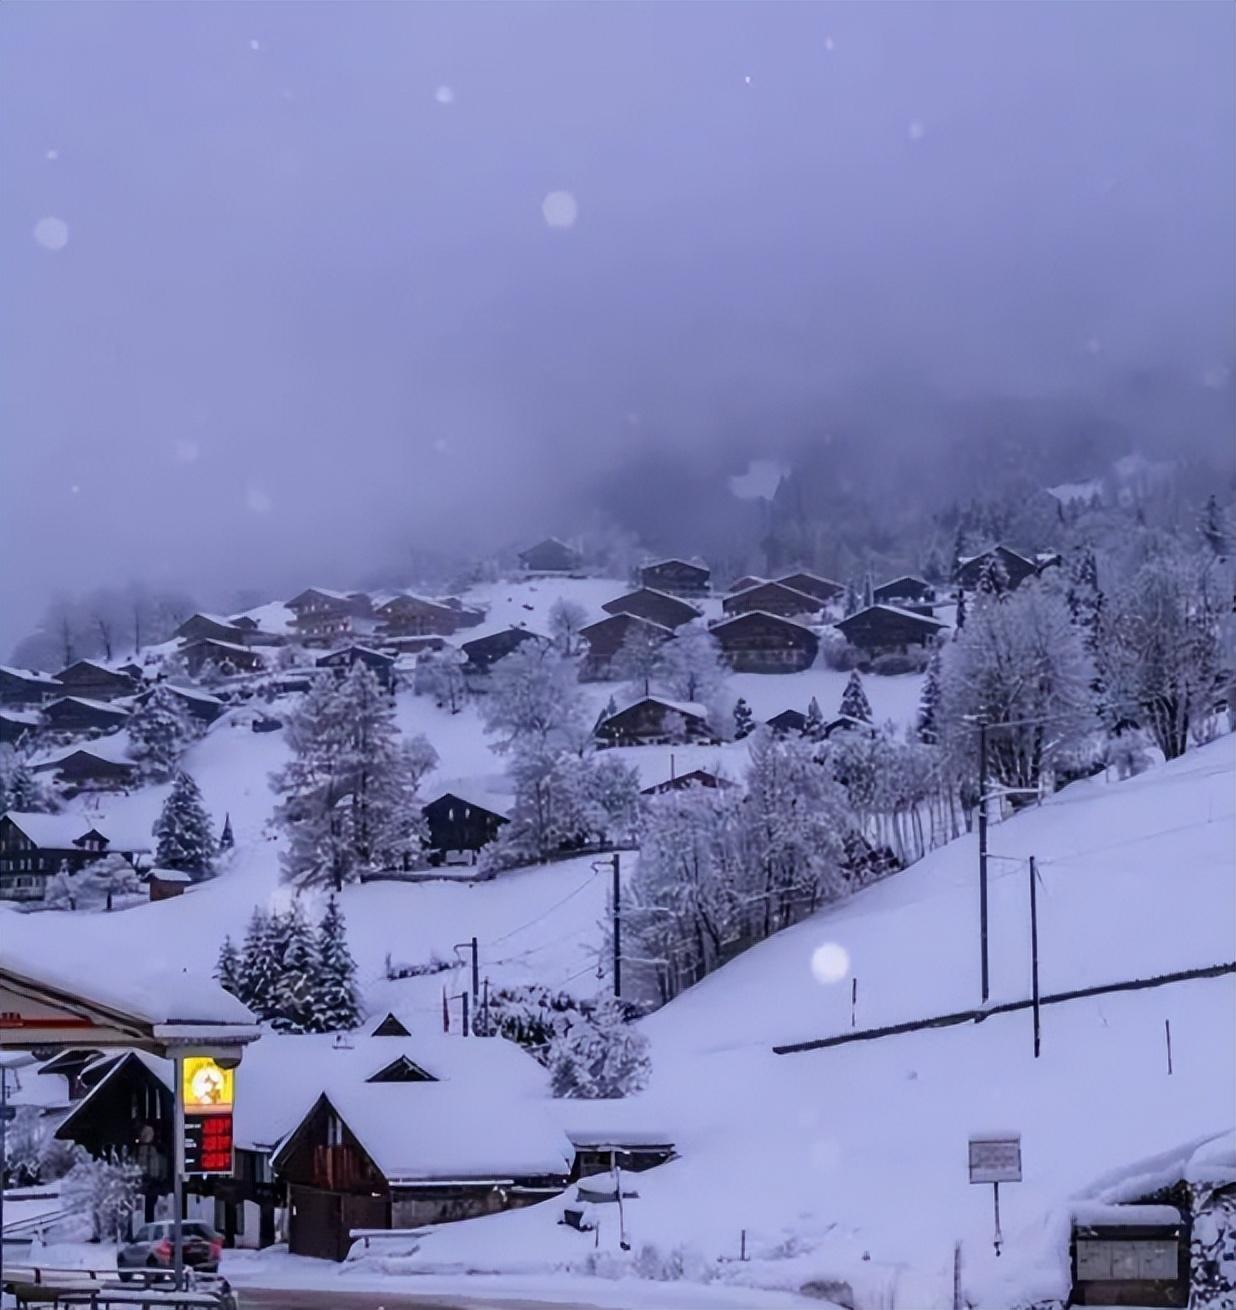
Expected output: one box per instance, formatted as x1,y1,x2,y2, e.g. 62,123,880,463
367,736,1235,1309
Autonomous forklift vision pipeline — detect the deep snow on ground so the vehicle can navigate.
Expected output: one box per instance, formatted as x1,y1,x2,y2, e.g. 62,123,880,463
361,737,1235,1309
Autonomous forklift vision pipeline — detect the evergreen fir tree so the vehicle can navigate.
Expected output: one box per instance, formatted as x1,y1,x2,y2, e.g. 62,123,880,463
732,697,755,740
0,748,56,814
921,542,947,585
152,772,215,879
271,901,317,1033
215,935,242,997
315,895,360,1032
239,908,280,1019
218,812,234,852
975,552,1010,599
839,671,872,723
916,650,942,744
804,696,824,740
43,861,79,911
547,1000,651,1098
127,683,196,783
1198,493,1232,558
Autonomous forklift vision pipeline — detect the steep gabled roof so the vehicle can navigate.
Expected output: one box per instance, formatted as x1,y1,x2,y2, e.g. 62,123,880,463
835,604,947,631
711,609,818,637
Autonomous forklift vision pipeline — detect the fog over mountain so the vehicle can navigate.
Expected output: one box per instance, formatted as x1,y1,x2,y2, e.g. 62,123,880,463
3,1,1233,645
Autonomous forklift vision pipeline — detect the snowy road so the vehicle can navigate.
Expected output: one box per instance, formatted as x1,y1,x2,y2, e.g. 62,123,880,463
241,1291,609,1310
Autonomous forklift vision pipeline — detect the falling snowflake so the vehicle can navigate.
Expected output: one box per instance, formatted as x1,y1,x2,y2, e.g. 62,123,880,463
434,85,455,105
249,38,261,52
70,484,81,495
810,942,850,984
46,148,59,162
1201,364,1230,390
245,485,273,514
174,439,200,464
824,35,836,52
744,74,752,85
1084,337,1103,356
432,438,449,454
542,190,578,229
33,217,69,251
908,120,926,142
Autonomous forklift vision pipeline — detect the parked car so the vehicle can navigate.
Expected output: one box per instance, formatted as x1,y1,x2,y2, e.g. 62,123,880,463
117,1220,223,1278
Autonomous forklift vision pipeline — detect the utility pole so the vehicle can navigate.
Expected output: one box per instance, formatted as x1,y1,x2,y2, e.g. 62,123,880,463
612,852,622,1000
470,936,480,1019
1,1063,8,1282
172,1055,185,1290
461,991,470,1038
1029,856,1041,1058
978,719,990,1004
482,978,490,1038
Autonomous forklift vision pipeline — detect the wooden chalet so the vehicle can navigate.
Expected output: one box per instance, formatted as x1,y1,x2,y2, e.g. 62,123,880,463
723,580,825,619
273,1084,570,1260
174,614,261,647
0,812,149,902
710,611,820,673
460,627,541,676
53,660,136,702
42,696,130,734
518,537,581,574
595,697,716,747
821,714,878,740
0,709,39,747
180,639,265,677
286,588,365,645
773,571,844,604
726,575,765,593
380,634,449,657
639,768,732,796
833,604,947,655
55,1052,173,1224
578,613,672,680
135,683,224,725
0,664,62,707
316,645,396,690
639,558,710,597
952,545,1039,591
872,576,935,605
766,709,808,735
422,790,510,864
601,588,701,630
374,594,466,638
32,747,138,795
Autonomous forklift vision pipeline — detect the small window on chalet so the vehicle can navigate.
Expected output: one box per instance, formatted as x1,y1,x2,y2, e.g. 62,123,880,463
366,1055,435,1083
370,1013,412,1038
325,1111,344,1147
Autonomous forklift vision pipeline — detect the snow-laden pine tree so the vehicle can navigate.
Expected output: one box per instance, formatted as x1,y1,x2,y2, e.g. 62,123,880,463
43,861,79,911
215,935,242,998
271,901,318,1033
482,641,590,755
547,999,651,1098
916,650,942,744
803,696,824,740
239,908,280,1019
127,683,196,783
0,747,57,814
733,697,755,739
82,853,142,910
417,649,467,712
587,755,642,846
839,671,872,723
218,812,234,851
1198,492,1233,559
152,772,215,879
975,553,1010,598
939,579,1097,795
315,895,360,1032
653,622,728,707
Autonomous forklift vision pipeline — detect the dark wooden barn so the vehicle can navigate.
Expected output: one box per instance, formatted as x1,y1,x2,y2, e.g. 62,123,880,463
42,696,130,734
639,559,710,597
374,595,465,638
422,791,510,863
722,581,825,619
601,588,701,630
518,537,581,574
53,661,136,702
0,709,39,747
639,768,733,796
773,571,844,604
179,639,265,677
833,604,947,654
952,545,1039,591
0,664,63,707
578,613,672,680
766,709,809,735
0,813,149,902
872,576,935,605
32,748,138,795
460,627,542,676
316,645,396,689
710,611,820,673
595,697,716,747
726,575,766,593
55,1052,173,1225
135,683,224,726
174,614,258,647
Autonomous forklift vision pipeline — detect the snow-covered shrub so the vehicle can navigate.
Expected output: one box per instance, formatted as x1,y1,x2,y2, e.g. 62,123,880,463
127,683,198,782
62,1149,142,1242
819,633,863,671
1190,1186,1236,1309
547,998,651,1098
870,650,928,676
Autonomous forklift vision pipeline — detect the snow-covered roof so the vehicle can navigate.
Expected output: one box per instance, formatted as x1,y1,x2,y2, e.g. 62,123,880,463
424,776,516,818
289,586,354,603
711,609,818,635
180,638,257,656
0,811,109,847
231,600,296,636
34,732,134,768
609,696,709,721
47,695,130,714
956,545,1037,569
237,1030,548,1152
57,659,125,678
285,1083,571,1182
162,685,224,706
0,664,61,686
837,604,947,628
1071,1202,1183,1226
0,708,41,725
642,557,709,573
728,579,822,605
147,867,193,883
56,1051,174,1139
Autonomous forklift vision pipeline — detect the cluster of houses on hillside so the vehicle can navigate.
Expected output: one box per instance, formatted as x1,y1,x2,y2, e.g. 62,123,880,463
1,1011,674,1261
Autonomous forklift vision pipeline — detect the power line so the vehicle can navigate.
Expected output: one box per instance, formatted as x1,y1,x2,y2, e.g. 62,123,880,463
483,869,603,947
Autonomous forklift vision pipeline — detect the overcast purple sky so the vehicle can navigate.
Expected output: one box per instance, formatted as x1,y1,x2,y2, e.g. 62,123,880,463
3,1,1233,641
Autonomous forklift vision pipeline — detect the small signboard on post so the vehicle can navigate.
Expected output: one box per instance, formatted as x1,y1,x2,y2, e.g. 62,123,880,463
181,1056,235,1177
969,1133,1021,1257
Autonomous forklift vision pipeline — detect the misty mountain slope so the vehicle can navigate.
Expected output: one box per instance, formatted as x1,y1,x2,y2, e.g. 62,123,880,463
370,736,1234,1309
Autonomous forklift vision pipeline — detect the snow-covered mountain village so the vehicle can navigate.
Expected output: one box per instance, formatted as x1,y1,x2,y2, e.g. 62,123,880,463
4,3,1235,1309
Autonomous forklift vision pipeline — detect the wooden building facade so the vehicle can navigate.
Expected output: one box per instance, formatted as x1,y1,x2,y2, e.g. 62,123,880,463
0,665,63,707
518,538,581,574
710,612,820,673
578,613,671,680
42,696,130,734
422,792,509,863
595,697,716,747
601,588,701,630
722,581,825,619
639,559,710,597
52,661,137,702
833,605,947,655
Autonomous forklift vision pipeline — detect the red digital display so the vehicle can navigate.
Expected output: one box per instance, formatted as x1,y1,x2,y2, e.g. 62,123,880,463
184,1111,234,1175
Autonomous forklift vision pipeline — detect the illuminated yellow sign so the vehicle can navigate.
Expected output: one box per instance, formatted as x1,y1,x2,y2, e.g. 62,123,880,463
181,1057,234,1113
